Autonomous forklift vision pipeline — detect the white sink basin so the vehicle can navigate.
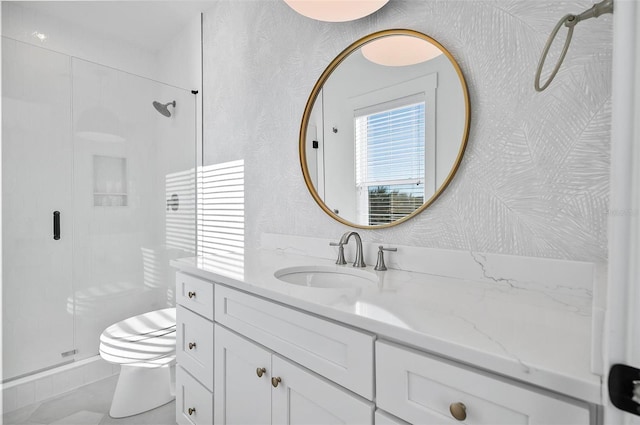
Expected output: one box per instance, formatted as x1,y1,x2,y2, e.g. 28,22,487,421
274,265,378,288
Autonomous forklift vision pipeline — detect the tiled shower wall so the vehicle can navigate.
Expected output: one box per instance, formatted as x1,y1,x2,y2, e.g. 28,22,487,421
204,0,612,263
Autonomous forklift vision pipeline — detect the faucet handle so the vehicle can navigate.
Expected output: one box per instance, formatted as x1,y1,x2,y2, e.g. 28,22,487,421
329,241,347,265
374,246,397,271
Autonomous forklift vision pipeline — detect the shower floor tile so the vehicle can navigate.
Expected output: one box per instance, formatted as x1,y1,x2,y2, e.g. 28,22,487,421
3,376,176,425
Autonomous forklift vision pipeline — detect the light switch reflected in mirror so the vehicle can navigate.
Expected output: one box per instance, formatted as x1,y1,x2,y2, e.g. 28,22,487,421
299,29,470,229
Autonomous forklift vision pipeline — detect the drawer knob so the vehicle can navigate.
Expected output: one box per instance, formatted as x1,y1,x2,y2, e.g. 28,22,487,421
271,376,282,388
449,402,467,421
188,407,196,416
256,367,266,378
188,342,197,350
188,291,196,299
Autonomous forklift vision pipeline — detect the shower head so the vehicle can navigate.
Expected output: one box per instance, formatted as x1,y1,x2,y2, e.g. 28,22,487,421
153,100,176,117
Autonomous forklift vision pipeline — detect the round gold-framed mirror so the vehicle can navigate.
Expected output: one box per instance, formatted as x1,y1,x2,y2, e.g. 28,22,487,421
299,29,470,229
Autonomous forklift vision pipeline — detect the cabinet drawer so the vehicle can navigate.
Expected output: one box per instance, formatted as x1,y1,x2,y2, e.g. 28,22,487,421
176,272,213,320
176,366,213,425
376,341,590,425
215,285,375,400
177,306,214,391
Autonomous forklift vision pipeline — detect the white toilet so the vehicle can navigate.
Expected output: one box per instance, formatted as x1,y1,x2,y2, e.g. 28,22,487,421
99,307,176,418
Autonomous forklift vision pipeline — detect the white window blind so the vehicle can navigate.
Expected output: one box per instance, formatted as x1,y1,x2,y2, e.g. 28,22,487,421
355,101,426,225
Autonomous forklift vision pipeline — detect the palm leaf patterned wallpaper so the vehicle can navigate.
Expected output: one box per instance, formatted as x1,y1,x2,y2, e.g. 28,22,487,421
203,0,612,263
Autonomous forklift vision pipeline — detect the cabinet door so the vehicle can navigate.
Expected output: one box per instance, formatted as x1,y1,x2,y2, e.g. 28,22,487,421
214,324,271,425
375,410,410,425
271,355,374,425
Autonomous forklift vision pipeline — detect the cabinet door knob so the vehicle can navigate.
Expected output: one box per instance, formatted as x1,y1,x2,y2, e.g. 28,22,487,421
188,407,196,415
256,367,266,378
188,291,196,298
449,402,466,421
188,342,197,350
271,376,282,388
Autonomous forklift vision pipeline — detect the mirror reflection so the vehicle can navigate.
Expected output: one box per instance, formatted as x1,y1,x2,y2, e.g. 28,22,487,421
301,30,470,228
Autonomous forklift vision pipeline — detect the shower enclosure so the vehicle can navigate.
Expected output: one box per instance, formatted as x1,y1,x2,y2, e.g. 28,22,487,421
2,38,197,381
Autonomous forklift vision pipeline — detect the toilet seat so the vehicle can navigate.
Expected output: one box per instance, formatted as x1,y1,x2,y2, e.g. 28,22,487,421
99,308,176,367
99,308,177,417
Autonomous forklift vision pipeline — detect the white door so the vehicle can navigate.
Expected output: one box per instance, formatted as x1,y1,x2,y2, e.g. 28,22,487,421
2,38,75,379
271,355,374,425
604,0,640,422
214,324,271,425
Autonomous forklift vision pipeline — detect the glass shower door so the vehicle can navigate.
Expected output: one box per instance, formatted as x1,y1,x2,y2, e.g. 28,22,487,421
2,40,196,381
2,39,76,380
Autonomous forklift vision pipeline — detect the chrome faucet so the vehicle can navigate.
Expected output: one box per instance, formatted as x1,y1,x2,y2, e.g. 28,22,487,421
339,231,366,267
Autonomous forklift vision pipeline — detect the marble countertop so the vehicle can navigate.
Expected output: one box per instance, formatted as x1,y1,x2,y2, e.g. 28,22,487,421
171,248,601,405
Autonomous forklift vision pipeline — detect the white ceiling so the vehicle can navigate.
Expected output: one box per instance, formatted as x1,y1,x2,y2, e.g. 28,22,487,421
12,1,215,52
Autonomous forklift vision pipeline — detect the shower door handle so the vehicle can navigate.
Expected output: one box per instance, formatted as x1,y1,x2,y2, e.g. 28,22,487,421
53,211,60,240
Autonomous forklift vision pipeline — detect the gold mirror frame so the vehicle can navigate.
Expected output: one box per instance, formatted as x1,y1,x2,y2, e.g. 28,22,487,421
299,29,471,229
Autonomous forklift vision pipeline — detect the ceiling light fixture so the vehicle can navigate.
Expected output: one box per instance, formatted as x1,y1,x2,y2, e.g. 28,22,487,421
361,35,443,67
283,0,388,22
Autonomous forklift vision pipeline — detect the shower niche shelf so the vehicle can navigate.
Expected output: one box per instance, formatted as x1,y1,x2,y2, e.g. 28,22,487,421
93,155,128,207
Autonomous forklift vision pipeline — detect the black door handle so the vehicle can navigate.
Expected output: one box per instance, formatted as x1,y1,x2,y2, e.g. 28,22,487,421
53,211,60,240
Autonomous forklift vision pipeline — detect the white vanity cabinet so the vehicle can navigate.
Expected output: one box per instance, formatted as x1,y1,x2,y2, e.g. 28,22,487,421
215,324,375,425
376,341,592,424
175,272,215,425
173,263,599,425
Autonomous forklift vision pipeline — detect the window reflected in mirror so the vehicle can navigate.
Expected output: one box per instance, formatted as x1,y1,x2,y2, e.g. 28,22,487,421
355,101,426,225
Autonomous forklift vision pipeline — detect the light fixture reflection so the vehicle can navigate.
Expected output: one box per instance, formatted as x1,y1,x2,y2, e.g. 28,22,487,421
361,35,443,67
76,106,125,143
284,0,388,22
355,301,410,329
31,31,47,42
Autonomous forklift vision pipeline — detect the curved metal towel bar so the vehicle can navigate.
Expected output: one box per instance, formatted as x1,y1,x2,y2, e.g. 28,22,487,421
535,0,614,92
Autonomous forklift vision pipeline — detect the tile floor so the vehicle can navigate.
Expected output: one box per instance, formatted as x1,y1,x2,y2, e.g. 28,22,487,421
2,376,176,425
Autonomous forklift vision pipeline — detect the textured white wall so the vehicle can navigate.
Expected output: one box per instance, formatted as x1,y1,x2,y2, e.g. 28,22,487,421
202,0,612,263
154,15,202,91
